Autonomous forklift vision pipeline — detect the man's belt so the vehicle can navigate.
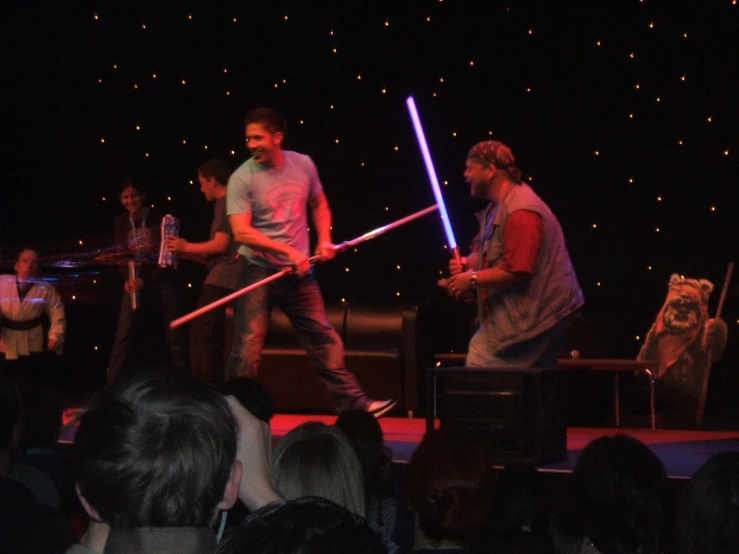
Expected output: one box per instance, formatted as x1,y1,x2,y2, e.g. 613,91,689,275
1,316,44,331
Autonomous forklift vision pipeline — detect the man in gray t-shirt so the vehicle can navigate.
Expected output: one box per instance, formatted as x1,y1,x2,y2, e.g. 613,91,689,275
166,158,239,387
225,107,395,417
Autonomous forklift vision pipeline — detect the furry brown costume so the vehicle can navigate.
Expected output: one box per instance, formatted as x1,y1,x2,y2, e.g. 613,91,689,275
637,274,728,422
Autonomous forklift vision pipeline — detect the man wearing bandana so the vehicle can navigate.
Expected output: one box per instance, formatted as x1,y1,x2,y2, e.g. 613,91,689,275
446,140,584,368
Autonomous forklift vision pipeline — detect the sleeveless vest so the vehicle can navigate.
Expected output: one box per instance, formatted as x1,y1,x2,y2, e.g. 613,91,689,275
476,183,584,351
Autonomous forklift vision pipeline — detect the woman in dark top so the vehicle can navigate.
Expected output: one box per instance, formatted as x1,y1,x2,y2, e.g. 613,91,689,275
106,181,189,383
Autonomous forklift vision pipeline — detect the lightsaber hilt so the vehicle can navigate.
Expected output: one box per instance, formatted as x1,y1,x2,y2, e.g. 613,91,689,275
450,246,462,265
128,260,140,311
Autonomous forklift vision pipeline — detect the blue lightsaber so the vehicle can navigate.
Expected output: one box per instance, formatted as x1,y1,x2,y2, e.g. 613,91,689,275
406,96,460,262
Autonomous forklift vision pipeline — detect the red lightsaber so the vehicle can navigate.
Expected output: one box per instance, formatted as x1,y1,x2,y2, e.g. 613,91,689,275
169,205,439,329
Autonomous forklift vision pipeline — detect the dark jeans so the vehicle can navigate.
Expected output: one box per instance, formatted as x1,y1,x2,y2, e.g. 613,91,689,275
190,284,232,388
226,261,368,413
107,280,189,384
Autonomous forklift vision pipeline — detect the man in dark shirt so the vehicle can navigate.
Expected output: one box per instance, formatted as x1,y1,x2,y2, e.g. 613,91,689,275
166,159,239,387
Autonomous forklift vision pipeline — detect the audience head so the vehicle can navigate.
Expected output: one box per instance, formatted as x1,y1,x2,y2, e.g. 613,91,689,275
216,497,386,554
334,409,391,497
222,377,274,424
73,371,241,528
569,434,669,554
405,428,495,546
272,421,365,516
493,462,550,537
675,452,739,554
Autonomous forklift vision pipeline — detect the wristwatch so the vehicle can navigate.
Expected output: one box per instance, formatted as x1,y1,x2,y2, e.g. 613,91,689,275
469,271,478,287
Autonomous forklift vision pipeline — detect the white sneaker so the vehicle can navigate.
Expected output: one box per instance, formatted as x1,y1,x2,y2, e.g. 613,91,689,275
366,399,397,419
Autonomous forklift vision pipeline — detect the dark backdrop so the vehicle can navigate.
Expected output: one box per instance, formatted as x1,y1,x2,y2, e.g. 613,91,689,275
2,1,737,416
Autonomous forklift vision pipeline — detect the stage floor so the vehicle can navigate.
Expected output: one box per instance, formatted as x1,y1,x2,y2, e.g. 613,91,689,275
60,410,739,479
270,414,739,479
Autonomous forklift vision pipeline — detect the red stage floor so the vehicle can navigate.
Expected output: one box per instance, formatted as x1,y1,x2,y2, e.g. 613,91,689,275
271,414,739,478
271,414,739,447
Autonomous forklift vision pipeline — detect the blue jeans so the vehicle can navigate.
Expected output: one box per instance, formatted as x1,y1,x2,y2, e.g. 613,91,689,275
226,261,368,412
107,280,190,383
466,311,578,368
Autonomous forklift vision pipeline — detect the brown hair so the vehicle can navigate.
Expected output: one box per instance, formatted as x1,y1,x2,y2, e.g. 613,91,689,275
406,428,495,543
198,158,232,187
73,371,237,528
245,107,287,135
273,422,366,517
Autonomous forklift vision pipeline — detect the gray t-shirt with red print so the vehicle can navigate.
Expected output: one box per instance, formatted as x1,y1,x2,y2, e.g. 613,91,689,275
226,150,323,268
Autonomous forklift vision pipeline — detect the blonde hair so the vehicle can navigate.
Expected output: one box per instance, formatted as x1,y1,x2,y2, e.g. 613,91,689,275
272,422,365,517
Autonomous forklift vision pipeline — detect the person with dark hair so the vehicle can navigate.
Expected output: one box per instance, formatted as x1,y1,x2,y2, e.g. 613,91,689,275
551,434,669,554
0,248,65,383
215,496,387,554
166,159,240,388
225,107,395,417
445,140,583,368
335,409,415,554
71,371,245,553
674,452,739,554
107,180,189,383
405,428,496,553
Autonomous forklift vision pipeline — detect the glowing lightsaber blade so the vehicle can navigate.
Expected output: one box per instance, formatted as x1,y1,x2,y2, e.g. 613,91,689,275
406,96,460,262
170,205,439,328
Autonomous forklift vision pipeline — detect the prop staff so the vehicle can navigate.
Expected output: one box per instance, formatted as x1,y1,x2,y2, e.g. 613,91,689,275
697,261,734,425
406,96,460,263
169,205,439,329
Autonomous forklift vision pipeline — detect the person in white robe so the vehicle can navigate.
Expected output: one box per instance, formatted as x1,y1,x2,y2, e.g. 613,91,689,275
0,249,65,363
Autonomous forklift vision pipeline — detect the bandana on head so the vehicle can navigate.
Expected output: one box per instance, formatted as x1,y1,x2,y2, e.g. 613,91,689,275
467,140,516,169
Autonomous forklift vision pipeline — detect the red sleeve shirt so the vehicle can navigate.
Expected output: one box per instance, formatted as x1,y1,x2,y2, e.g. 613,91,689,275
497,210,543,276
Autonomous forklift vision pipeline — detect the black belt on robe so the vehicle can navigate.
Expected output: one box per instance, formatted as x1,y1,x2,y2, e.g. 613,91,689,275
0,316,44,331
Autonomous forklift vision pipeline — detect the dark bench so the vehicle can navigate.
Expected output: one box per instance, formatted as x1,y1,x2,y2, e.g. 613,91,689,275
226,303,432,417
